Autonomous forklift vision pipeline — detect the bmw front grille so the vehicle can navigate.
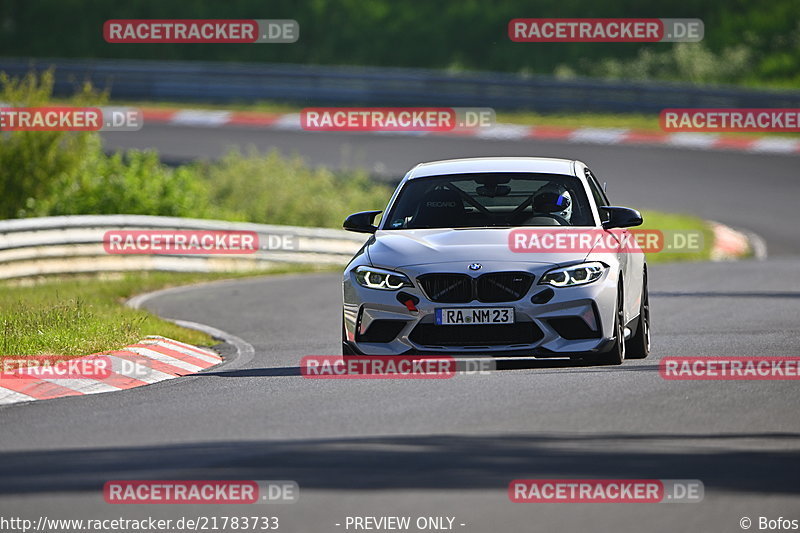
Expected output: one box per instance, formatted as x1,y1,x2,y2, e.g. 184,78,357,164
417,272,535,303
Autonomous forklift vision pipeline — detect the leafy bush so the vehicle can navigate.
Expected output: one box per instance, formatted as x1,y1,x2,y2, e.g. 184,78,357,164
0,70,103,219
33,150,214,218
198,149,393,227
562,43,755,85
1,72,393,227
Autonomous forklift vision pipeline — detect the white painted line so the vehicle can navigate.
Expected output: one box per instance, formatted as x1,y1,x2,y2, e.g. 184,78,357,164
742,230,768,260
271,113,303,130
667,133,719,148
129,288,257,371
139,339,221,365
569,128,629,144
124,347,205,373
0,388,37,405
40,378,121,394
475,124,530,140
144,335,219,358
106,355,177,384
171,110,232,127
749,138,800,153
170,319,254,370
142,338,220,360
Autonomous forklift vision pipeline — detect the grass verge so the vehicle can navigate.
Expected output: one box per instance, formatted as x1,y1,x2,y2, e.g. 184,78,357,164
639,210,714,264
0,265,335,358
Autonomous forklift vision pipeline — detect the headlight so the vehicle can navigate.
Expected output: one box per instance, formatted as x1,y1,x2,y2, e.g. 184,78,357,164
354,266,413,290
539,262,607,287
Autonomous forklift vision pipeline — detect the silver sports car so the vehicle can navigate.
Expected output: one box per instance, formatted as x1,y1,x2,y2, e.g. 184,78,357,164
342,157,650,365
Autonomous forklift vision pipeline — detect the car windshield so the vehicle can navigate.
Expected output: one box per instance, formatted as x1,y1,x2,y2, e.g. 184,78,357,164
383,172,595,229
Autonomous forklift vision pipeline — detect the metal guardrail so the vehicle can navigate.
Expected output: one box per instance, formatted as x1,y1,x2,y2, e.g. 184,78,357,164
1,57,797,113
0,215,366,280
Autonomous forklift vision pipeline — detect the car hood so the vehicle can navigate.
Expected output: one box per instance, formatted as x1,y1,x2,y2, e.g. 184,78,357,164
367,228,590,268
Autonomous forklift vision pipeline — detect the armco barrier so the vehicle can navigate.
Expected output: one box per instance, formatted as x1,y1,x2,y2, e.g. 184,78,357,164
1,57,798,113
0,215,367,280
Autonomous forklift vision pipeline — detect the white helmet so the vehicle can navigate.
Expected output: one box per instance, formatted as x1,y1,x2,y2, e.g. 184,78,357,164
533,184,573,221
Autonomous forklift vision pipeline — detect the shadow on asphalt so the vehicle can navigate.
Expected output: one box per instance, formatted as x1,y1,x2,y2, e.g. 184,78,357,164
1,432,798,496
652,291,800,299
200,360,661,378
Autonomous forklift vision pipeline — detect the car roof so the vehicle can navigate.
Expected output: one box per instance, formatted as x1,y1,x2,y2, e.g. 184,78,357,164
406,157,579,179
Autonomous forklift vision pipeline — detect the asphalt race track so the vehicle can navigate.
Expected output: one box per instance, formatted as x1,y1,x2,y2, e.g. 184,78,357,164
0,124,798,532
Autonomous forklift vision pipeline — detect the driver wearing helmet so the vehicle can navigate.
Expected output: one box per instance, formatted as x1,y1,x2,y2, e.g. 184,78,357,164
526,183,573,225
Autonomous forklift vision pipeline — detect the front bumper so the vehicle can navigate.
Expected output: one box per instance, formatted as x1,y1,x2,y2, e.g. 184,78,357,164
343,261,619,356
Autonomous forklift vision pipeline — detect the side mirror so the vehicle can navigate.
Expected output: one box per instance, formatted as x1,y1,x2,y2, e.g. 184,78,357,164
343,210,382,234
601,206,643,229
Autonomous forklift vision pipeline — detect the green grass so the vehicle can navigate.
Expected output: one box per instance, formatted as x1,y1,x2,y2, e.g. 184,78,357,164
639,210,715,263
0,266,334,358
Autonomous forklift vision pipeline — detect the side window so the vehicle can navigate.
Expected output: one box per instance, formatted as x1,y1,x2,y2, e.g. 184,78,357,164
584,168,610,224
584,168,609,207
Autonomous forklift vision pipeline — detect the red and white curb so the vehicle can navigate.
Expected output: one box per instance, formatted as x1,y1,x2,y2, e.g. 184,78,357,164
140,108,800,156
0,336,221,406
710,222,764,261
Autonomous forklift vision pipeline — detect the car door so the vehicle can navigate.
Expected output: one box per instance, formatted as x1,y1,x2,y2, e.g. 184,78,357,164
585,168,643,324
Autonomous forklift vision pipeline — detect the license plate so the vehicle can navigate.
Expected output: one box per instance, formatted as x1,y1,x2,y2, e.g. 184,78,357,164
435,307,514,325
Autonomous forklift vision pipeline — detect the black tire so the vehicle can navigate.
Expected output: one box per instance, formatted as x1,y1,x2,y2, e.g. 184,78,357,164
592,283,626,366
626,271,651,359
342,317,356,355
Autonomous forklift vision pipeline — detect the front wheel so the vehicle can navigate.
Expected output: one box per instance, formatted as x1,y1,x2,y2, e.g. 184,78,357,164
342,317,356,355
591,283,626,366
626,271,650,359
